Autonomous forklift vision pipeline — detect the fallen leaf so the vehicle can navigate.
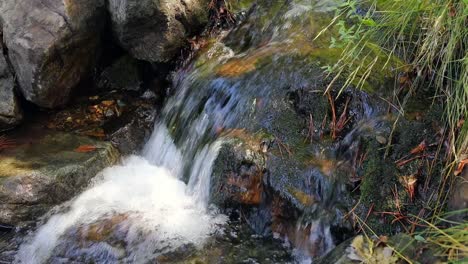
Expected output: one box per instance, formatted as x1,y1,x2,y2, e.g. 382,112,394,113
410,140,426,154
399,174,418,201
454,159,468,176
75,145,97,153
449,5,457,17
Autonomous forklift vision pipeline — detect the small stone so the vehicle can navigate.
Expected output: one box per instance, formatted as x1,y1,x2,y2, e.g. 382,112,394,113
105,109,115,118
376,135,387,145
141,90,157,100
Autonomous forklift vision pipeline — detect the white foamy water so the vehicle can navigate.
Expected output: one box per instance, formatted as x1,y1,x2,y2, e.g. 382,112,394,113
15,125,227,263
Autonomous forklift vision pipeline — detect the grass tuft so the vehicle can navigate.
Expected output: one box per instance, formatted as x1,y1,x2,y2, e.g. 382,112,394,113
320,0,467,217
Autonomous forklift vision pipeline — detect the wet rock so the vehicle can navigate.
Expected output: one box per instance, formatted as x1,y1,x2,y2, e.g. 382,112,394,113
0,132,119,225
0,39,22,130
48,217,292,264
107,0,209,62
108,104,157,155
159,0,430,258
97,55,143,92
158,223,293,263
211,139,267,207
0,0,106,108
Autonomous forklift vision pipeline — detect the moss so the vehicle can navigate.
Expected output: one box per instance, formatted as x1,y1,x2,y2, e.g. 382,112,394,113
228,0,257,12
393,103,444,159
360,138,398,208
356,100,446,234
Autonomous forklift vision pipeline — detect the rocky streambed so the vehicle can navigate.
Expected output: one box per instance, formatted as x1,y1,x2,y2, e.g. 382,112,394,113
0,0,464,263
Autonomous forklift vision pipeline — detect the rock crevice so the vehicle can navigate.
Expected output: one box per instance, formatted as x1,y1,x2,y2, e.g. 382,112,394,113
0,30,22,131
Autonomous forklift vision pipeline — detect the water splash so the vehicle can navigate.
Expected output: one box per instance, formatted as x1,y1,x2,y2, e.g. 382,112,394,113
292,220,334,264
15,126,227,263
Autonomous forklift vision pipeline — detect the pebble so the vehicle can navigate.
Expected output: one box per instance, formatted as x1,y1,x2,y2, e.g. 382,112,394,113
376,135,387,145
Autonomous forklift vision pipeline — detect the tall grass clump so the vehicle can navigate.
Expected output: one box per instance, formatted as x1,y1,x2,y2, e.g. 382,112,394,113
414,209,468,261
316,2,467,261
318,0,467,215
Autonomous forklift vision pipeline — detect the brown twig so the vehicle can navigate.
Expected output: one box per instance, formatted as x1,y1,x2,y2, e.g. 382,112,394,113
275,137,293,158
327,92,337,139
357,203,374,233
335,97,351,134
305,113,315,143
320,113,328,140
410,208,426,234
395,154,433,167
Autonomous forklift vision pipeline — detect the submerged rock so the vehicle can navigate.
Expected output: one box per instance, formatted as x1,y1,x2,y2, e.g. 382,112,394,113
107,0,209,62
0,0,106,108
0,38,22,130
0,132,119,225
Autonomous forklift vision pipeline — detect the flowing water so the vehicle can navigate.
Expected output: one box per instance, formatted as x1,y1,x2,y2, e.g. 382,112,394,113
14,126,228,263
13,36,271,263
9,0,388,263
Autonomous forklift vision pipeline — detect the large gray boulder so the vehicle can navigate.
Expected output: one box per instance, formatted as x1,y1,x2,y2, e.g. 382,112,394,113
0,37,22,130
108,0,209,62
0,0,106,108
0,132,120,225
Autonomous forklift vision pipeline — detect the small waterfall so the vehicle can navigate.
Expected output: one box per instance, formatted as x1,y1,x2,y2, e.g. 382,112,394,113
12,1,362,262
291,220,335,264
14,126,227,263
14,65,240,263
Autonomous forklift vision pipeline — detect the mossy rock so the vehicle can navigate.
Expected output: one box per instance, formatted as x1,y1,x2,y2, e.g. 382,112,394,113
356,102,446,234
181,0,415,246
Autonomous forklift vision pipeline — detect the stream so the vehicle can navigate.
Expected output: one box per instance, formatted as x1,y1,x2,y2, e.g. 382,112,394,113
0,0,459,263
7,0,385,263
13,39,298,263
